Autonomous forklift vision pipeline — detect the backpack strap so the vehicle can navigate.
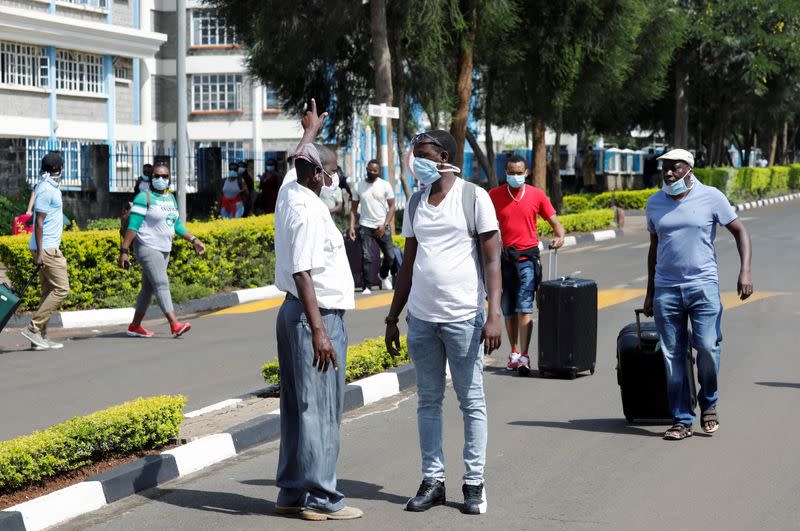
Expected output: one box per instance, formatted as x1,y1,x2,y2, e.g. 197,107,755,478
460,180,484,282
146,191,151,209
407,190,424,234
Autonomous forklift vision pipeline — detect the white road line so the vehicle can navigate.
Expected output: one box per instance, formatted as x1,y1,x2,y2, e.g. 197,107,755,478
631,242,651,249
634,275,649,283
611,283,630,289
595,242,633,252
184,399,242,419
559,244,599,254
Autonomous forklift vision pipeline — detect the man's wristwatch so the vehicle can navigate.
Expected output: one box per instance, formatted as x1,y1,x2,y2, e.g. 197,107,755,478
384,315,399,325
120,247,129,255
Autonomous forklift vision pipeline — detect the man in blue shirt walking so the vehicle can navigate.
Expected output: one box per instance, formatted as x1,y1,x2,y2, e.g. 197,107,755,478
22,152,70,351
643,149,752,441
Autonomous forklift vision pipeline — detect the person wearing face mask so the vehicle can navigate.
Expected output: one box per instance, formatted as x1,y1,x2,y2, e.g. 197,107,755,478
220,162,246,219
257,158,281,214
237,160,255,216
488,154,565,374
272,99,362,521
643,148,753,441
347,159,396,294
384,130,502,516
134,164,153,195
118,161,206,338
22,152,70,350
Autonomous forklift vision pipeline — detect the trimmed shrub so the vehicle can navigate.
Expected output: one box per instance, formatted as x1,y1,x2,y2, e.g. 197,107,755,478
538,208,615,236
769,166,790,192
589,189,658,210
0,215,276,311
262,336,409,385
0,194,30,236
85,218,121,231
392,234,405,251
735,167,771,196
561,195,591,214
789,164,800,190
694,167,736,195
0,395,186,493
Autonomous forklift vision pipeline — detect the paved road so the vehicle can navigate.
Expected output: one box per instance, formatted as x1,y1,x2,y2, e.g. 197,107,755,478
55,202,800,530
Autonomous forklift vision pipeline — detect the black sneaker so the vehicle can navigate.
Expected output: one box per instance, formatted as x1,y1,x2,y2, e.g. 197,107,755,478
461,483,487,515
405,478,445,512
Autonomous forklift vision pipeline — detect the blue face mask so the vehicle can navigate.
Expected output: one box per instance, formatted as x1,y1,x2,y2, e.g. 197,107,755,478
507,174,526,188
412,157,460,186
266,164,276,172
228,170,238,178
662,174,692,196
237,167,246,175
151,176,169,191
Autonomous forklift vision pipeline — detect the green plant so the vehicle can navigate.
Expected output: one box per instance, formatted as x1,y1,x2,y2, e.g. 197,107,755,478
392,234,405,251
694,167,736,195
170,282,213,304
0,214,276,311
86,218,121,231
0,193,30,236
262,336,409,385
0,395,185,493
589,189,658,210
769,166,790,192
789,164,800,190
735,167,771,197
561,195,591,214
538,209,615,236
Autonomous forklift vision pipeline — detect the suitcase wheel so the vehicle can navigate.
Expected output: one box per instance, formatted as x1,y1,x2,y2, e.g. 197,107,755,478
569,370,577,380
625,416,633,423
590,365,596,375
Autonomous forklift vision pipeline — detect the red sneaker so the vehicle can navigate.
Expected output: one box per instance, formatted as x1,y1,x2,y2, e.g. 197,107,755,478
127,324,155,338
171,321,192,337
506,352,521,371
517,354,531,376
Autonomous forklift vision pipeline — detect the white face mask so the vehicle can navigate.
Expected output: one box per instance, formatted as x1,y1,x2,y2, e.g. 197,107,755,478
151,176,169,191
321,169,340,199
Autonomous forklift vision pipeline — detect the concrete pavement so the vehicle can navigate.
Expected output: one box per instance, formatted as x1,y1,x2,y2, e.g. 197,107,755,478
51,202,800,529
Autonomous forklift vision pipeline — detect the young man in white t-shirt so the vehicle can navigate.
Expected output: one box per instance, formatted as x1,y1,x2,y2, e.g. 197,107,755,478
348,159,396,294
384,130,503,516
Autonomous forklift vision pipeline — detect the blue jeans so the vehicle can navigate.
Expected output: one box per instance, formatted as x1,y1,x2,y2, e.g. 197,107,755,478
653,283,723,426
275,299,348,512
501,258,536,317
407,311,487,486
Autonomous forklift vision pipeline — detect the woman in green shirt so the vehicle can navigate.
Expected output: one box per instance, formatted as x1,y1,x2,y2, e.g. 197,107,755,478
118,162,206,337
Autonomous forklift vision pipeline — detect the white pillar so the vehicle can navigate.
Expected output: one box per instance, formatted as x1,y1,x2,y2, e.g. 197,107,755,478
252,82,263,176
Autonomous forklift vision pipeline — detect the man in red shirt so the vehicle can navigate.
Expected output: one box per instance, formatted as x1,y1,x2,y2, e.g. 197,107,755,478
489,154,565,375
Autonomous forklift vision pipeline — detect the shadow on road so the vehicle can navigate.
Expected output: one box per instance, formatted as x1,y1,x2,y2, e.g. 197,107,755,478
509,418,663,437
241,478,408,505
755,381,800,389
141,487,275,516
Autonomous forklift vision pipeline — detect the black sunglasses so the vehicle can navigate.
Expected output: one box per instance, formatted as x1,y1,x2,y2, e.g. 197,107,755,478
411,132,446,151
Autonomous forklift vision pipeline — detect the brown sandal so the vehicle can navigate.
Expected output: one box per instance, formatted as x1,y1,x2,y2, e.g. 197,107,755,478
664,423,693,440
701,410,719,433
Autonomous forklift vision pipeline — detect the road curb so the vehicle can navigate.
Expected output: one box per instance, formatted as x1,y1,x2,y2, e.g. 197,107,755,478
0,363,419,531
734,192,800,212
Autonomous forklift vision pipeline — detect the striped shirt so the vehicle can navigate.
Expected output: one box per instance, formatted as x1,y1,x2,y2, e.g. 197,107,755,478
128,191,187,252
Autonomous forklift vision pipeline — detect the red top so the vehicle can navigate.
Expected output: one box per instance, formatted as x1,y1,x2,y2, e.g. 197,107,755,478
489,184,556,251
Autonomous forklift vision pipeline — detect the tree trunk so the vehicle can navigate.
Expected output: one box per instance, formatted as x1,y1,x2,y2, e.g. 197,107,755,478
547,110,563,212
449,0,477,169
483,70,498,188
673,56,689,148
532,117,547,190
769,129,778,166
466,130,495,188
391,38,413,200
781,121,789,165
370,0,395,187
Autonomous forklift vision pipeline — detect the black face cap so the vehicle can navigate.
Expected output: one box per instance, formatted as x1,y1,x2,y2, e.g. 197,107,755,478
41,151,64,174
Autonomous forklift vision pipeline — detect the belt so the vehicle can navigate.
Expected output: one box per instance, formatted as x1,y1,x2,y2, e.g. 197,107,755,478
285,292,298,301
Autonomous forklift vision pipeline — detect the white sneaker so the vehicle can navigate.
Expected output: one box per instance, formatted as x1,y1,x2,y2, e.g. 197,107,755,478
44,338,64,349
31,342,48,351
381,276,393,290
362,287,372,295
22,328,49,349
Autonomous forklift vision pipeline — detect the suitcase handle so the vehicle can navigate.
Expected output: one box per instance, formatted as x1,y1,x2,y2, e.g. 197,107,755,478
634,308,645,351
547,247,557,281
20,265,41,296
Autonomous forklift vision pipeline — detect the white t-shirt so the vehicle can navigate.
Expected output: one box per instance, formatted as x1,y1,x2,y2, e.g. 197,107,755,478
274,181,354,310
353,178,394,229
401,178,498,322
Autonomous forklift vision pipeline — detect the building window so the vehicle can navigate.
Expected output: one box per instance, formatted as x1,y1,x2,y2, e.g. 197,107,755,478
192,9,237,46
58,0,108,8
0,42,49,89
114,66,129,81
56,50,104,95
264,85,280,112
194,140,245,170
192,74,242,112
26,139,86,189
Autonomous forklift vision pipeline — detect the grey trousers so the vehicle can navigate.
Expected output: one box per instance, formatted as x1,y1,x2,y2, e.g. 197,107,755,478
134,242,174,315
275,298,348,512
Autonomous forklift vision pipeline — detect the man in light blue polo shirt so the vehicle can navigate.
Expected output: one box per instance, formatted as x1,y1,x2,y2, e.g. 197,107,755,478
22,152,70,351
643,148,753,441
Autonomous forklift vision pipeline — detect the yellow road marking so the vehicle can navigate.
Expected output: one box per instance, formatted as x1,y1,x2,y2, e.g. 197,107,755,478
720,291,784,310
597,289,646,309
206,290,786,316
209,297,284,316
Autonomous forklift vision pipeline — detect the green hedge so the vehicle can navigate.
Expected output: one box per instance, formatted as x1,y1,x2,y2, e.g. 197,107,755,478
85,218,121,231
561,195,591,214
262,336,409,385
789,164,800,190
0,395,185,493
589,189,659,210
694,167,737,196
734,167,771,196
538,208,615,236
0,215,276,311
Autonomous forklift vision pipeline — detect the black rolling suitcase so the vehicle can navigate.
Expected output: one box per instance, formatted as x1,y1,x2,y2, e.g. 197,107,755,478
616,309,696,423
536,248,597,379
0,266,40,333
343,230,381,289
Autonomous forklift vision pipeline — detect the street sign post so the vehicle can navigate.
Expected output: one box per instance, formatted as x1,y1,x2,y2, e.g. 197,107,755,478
368,103,399,182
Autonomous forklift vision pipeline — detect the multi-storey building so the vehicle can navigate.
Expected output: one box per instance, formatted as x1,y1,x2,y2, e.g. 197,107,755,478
0,0,302,220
